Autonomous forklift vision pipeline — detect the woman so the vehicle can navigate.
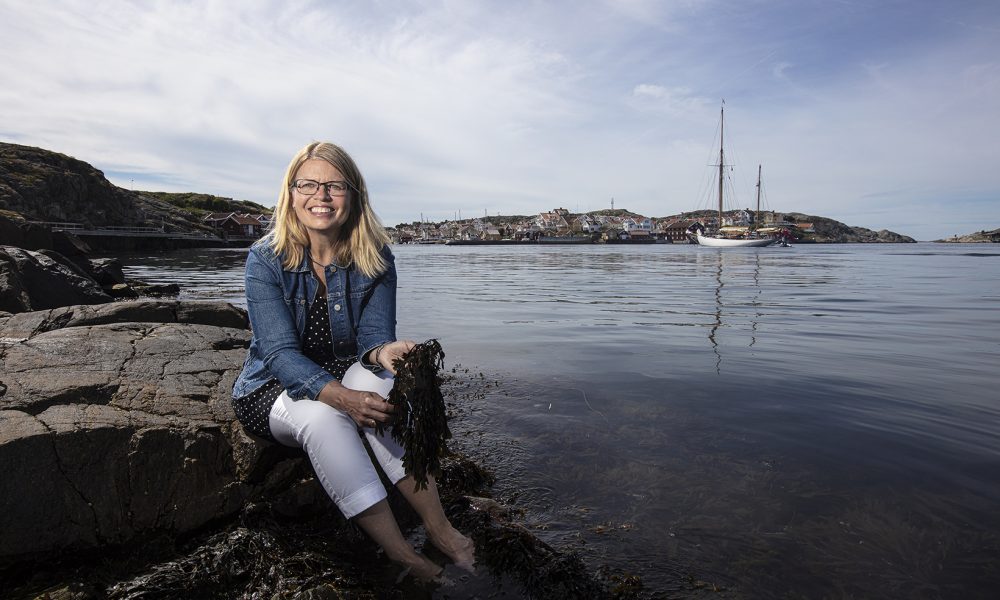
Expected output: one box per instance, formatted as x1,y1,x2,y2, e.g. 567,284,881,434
232,141,474,580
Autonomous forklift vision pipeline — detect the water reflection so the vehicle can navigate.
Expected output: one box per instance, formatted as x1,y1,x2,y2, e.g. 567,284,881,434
117,248,249,306
705,249,765,374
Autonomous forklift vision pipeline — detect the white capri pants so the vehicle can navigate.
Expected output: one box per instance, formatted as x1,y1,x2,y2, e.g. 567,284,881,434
267,367,406,519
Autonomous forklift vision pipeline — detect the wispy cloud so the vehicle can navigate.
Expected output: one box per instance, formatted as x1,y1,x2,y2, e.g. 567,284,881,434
1,0,998,239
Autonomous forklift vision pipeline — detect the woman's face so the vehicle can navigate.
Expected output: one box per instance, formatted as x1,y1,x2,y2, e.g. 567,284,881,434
291,159,352,241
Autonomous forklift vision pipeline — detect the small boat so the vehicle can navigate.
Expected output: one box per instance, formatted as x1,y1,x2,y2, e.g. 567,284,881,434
691,103,776,248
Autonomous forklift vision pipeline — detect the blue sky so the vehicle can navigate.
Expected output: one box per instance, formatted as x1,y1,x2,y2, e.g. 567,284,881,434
2,0,998,240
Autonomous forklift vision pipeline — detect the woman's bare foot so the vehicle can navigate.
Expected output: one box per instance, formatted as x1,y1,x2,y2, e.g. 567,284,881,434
427,526,476,572
397,551,444,582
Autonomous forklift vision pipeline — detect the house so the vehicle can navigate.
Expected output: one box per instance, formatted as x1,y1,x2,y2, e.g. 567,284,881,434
572,215,601,233
660,219,699,242
622,217,652,233
723,209,752,227
203,212,265,238
536,211,570,233
481,227,502,241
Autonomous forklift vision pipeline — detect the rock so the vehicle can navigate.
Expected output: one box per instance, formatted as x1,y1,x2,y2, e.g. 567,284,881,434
0,213,53,250
107,283,139,299
52,230,93,257
0,301,309,565
87,258,126,286
0,246,111,313
935,228,1000,243
0,142,256,238
0,143,143,227
133,282,181,297
785,213,917,243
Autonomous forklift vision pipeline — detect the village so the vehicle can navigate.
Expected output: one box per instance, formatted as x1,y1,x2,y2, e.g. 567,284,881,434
200,207,813,245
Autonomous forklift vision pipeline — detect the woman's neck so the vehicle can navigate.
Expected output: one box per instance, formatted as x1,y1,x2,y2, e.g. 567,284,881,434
307,233,339,267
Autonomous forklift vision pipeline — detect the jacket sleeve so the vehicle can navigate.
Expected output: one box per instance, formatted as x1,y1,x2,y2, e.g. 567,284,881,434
244,247,334,400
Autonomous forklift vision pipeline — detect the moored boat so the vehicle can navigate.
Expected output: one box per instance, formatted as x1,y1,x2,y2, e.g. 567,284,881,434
691,102,776,248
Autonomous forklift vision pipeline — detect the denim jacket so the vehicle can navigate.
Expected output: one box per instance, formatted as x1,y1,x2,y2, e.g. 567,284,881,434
232,242,397,401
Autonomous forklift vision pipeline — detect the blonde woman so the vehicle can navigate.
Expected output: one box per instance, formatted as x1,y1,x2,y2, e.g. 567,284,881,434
232,142,474,580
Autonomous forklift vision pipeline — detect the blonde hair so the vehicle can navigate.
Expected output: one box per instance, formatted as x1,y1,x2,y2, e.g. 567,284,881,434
265,141,390,277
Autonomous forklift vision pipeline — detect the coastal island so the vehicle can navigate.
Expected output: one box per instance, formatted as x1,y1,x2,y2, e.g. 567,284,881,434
1,142,928,251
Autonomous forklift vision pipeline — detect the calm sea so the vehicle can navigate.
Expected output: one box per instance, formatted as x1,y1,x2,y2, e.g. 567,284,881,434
120,243,1000,599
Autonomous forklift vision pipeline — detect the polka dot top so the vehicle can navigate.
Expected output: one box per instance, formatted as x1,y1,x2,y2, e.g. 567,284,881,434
233,286,353,441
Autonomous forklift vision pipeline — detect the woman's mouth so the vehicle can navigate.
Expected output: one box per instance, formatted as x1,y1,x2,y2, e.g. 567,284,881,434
309,206,335,215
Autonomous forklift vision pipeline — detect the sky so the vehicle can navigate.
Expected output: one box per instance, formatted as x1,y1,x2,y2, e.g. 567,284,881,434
2,0,999,240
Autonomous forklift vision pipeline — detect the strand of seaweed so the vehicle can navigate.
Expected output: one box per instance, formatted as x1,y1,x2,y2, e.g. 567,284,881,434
375,339,451,491
566,386,610,426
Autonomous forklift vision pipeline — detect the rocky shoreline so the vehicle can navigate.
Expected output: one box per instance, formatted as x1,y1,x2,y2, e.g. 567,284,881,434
0,241,633,598
934,228,1000,243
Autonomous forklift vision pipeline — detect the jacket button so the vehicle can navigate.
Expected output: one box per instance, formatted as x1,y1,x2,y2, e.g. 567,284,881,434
331,267,337,273
333,304,342,311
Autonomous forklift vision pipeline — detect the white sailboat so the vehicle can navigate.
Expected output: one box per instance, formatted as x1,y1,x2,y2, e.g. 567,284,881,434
693,103,776,248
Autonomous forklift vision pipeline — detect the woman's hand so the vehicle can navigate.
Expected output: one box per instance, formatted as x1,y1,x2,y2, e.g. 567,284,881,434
373,340,416,374
319,381,395,429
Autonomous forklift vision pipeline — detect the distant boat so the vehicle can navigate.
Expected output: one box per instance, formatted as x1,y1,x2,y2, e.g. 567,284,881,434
692,103,776,248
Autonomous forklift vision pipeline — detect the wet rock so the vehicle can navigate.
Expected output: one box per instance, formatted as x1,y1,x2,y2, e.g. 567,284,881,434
132,282,180,297
0,246,111,313
106,283,139,299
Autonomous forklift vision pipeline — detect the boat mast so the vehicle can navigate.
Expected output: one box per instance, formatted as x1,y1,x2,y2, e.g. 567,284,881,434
717,103,725,231
755,164,761,234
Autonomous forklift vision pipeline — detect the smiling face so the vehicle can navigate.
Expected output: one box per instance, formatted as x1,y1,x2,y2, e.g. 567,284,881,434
291,158,352,244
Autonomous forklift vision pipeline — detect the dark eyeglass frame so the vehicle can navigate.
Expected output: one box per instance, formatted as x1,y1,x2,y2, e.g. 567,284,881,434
290,179,355,196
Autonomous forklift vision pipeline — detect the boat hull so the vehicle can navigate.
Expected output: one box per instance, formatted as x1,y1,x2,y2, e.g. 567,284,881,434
696,231,776,247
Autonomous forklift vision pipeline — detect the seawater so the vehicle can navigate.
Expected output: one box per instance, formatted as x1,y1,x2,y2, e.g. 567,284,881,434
120,243,1000,599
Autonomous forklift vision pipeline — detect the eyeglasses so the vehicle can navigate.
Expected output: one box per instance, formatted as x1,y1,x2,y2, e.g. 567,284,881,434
291,179,354,196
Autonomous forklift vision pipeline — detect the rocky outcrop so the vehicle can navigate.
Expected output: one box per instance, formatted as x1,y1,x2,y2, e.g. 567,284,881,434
0,245,178,313
0,213,53,250
0,301,320,565
0,246,112,313
785,213,916,243
0,144,143,227
0,143,218,237
935,228,1000,243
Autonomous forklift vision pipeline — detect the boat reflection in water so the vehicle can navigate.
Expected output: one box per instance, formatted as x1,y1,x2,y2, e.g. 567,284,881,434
705,248,765,374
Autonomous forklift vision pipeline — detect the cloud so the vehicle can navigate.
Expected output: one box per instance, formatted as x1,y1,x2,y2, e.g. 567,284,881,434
1,0,998,239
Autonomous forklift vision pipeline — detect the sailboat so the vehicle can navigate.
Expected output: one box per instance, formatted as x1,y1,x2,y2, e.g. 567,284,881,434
693,103,776,248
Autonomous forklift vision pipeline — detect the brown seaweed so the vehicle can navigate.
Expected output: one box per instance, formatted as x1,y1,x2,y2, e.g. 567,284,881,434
377,339,451,491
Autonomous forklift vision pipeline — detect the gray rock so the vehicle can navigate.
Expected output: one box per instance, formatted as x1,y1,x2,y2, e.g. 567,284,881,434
0,213,53,250
87,257,127,286
0,246,111,313
0,301,314,565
